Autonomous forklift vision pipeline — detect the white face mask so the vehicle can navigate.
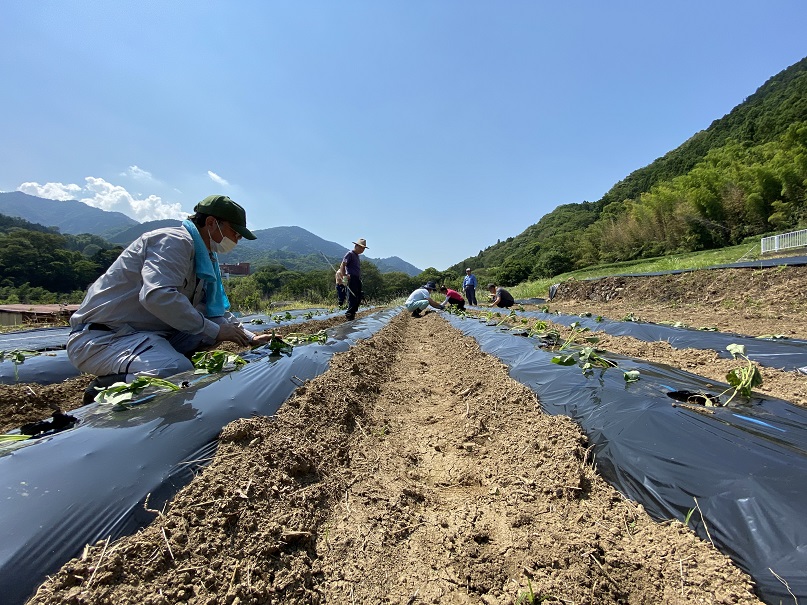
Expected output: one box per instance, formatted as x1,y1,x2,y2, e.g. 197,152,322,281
209,220,237,254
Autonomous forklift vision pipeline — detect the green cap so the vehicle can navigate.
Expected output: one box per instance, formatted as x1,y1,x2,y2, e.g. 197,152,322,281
193,195,257,240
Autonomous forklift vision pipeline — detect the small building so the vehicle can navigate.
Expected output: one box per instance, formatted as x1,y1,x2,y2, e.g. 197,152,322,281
0,304,80,327
220,262,251,278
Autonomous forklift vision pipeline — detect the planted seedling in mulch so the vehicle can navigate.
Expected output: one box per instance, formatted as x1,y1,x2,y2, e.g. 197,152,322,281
720,343,763,404
95,376,182,407
442,305,468,317
497,310,518,326
282,330,328,345
552,346,641,382
0,349,40,382
549,324,639,382
192,350,247,374
556,322,599,351
267,336,294,356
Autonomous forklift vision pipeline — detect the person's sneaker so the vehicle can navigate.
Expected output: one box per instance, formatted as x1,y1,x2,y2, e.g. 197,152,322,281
345,313,355,321
423,309,433,315
411,309,422,318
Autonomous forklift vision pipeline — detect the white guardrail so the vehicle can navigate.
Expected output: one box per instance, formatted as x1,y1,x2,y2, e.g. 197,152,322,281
761,228,807,254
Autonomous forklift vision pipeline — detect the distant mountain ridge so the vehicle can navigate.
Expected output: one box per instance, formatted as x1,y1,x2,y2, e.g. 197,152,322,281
0,191,137,235
0,192,422,276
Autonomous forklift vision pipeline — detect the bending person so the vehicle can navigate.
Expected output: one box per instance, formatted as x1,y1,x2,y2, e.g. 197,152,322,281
68,195,276,396
488,283,515,308
439,285,466,310
404,281,443,317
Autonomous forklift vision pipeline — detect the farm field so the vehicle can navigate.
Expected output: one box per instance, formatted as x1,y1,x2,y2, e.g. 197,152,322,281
5,263,807,604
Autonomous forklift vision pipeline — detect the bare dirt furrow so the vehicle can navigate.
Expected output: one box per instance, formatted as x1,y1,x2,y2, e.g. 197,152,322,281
547,265,807,339
27,312,762,605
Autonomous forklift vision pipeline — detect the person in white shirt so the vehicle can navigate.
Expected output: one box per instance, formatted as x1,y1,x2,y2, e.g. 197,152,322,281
404,281,443,317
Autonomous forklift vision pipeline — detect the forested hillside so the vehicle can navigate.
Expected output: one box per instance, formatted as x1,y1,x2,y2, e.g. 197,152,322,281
0,214,123,304
0,213,434,308
452,56,807,284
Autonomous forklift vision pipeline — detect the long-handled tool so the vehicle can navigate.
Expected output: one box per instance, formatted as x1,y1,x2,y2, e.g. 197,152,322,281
319,250,357,300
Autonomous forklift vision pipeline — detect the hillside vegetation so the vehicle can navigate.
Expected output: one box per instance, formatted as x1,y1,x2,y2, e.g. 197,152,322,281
452,56,807,285
3,57,806,306
0,213,433,307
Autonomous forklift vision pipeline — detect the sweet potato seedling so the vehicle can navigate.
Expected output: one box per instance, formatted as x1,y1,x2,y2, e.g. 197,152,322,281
192,350,247,374
721,343,763,404
557,322,599,351
552,343,640,382
0,349,40,382
95,376,181,407
283,330,328,345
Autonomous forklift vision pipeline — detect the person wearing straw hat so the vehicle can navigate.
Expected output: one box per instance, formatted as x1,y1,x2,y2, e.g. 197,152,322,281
68,194,277,399
336,238,368,320
404,281,443,317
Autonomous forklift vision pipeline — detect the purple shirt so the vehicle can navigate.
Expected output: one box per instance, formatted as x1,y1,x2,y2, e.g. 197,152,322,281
342,250,361,278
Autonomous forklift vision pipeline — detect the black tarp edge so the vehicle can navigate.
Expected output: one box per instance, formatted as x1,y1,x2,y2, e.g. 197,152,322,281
0,309,360,386
445,314,807,605
0,308,398,605
492,308,807,372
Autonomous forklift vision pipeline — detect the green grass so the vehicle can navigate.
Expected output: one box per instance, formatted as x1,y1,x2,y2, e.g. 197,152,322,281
510,240,772,300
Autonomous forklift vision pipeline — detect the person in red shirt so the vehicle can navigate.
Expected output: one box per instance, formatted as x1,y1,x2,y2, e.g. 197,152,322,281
439,285,466,311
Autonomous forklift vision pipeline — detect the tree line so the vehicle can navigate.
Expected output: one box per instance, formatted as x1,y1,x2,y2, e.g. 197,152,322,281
451,56,807,285
224,263,474,312
0,214,475,308
0,216,124,304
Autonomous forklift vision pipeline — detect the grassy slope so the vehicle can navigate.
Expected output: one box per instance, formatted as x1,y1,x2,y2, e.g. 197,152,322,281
511,239,774,299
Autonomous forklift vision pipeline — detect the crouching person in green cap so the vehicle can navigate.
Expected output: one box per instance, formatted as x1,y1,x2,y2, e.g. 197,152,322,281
68,194,277,401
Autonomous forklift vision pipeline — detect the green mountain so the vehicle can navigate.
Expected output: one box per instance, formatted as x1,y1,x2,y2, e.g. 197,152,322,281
103,221,420,275
0,191,137,235
0,193,421,276
451,55,807,283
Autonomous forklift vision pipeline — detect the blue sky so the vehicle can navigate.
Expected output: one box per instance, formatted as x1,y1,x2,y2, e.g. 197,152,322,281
2,1,806,271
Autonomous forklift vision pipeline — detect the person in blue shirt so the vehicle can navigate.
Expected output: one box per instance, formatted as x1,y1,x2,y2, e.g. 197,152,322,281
462,268,478,306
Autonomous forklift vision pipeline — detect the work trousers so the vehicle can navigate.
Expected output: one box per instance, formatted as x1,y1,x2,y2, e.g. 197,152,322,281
345,275,362,319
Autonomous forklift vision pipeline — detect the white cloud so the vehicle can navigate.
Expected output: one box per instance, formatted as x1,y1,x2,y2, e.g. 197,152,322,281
121,165,154,181
19,181,82,201
18,178,186,222
207,171,229,186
